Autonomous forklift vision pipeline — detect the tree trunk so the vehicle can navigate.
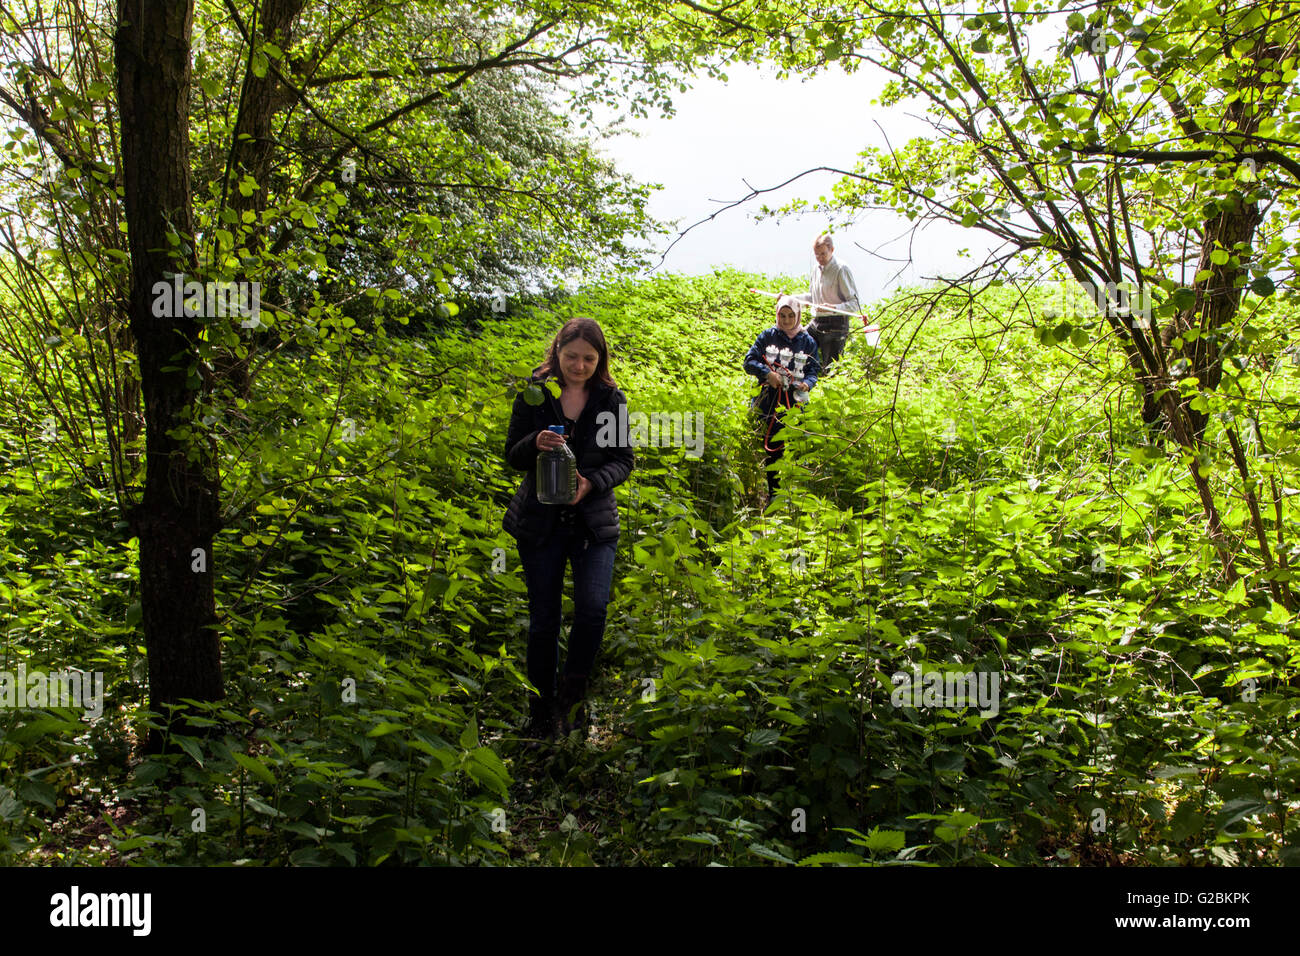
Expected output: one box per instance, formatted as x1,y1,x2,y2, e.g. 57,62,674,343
116,0,224,748
1164,194,1264,440
213,0,305,398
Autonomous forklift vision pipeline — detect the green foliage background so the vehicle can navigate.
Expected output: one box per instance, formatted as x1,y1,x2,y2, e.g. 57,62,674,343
1,269,1297,865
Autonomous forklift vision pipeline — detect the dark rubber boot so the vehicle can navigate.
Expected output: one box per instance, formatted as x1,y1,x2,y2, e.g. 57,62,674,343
556,673,589,737
522,694,558,748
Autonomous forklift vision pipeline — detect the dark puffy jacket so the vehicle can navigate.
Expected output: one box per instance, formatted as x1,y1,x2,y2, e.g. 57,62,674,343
743,326,822,387
743,326,821,416
502,376,635,547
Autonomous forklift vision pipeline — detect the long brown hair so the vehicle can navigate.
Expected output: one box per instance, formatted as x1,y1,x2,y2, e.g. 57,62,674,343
536,316,617,389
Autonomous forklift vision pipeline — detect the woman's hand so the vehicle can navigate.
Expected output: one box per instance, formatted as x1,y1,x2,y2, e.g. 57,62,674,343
766,370,783,388
535,429,567,451
571,473,593,505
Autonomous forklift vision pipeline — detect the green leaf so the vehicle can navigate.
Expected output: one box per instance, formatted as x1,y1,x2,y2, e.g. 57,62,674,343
841,827,907,853
325,841,357,865
1168,801,1204,841
798,851,866,866
1217,798,1268,832
747,842,796,864
680,832,721,845
17,777,56,810
233,753,277,785
132,760,169,784
289,847,331,866
464,747,509,796
281,820,326,841
246,796,285,817
1224,578,1247,605
113,836,163,852
459,719,480,750
173,735,204,767
0,786,23,822
6,716,86,744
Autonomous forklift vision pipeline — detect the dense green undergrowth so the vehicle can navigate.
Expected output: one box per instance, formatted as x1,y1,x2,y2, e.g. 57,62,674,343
1,269,1297,865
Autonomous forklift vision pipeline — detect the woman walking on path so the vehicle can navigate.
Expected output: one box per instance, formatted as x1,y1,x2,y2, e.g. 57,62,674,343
503,317,635,741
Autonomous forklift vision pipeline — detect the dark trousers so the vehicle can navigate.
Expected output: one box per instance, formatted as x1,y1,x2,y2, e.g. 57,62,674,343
751,387,787,496
763,418,785,495
517,520,616,699
808,321,849,367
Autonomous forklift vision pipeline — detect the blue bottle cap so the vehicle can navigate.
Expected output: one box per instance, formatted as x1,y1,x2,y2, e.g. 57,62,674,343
548,425,565,435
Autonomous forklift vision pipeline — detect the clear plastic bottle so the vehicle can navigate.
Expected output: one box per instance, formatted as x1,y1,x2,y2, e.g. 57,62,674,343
536,425,577,504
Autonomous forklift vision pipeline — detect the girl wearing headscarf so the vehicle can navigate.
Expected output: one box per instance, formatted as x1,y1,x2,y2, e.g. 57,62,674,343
742,294,821,502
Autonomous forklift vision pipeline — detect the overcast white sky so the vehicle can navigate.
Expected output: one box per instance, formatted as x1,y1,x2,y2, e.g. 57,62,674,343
589,62,998,308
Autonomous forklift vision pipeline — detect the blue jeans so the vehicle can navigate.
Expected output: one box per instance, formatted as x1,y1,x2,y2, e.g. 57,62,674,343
517,520,616,699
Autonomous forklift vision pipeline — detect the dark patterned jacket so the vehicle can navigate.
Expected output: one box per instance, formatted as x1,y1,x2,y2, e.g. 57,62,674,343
502,375,635,547
743,326,821,417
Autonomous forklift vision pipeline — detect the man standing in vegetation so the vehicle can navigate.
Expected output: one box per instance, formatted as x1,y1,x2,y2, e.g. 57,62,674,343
800,234,860,369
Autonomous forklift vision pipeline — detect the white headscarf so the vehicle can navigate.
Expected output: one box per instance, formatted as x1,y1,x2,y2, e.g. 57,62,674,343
775,294,805,337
